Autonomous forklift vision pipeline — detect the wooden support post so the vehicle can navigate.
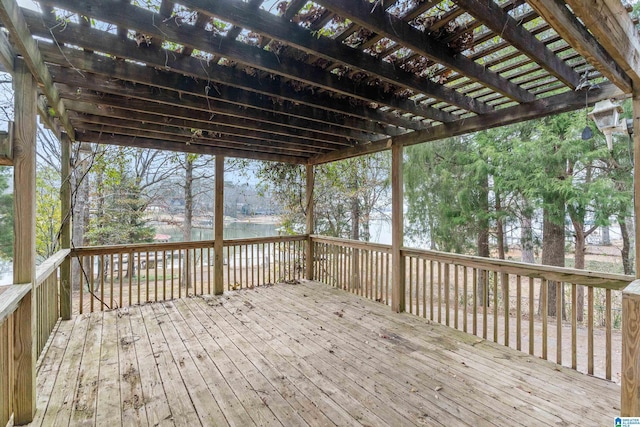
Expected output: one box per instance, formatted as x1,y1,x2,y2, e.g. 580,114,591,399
623,90,640,415
214,155,224,295
12,58,37,425
305,164,314,281
622,279,640,415
391,143,405,312
60,133,72,320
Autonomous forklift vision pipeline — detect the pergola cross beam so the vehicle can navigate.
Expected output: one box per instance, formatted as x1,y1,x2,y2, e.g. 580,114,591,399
0,0,75,139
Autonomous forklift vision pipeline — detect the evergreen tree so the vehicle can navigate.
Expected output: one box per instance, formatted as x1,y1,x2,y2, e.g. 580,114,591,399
0,167,12,260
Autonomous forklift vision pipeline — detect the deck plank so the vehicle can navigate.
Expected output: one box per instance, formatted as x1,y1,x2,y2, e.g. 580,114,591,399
285,283,621,420
197,295,355,427
168,299,283,426
268,283,620,423
170,299,257,426
192,296,338,426
116,308,149,427
31,281,620,426
32,319,75,426
127,306,174,426
270,283,618,423
150,301,228,425
141,303,200,426
95,309,121,426
70,313,103,427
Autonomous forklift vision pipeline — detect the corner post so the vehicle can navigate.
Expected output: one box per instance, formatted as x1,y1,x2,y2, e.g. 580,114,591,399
306,164,314,281
623,88,640,415
391,142,405,312
60,133,72,320
12,58,37,425
214,155,224,295
622,280,640,415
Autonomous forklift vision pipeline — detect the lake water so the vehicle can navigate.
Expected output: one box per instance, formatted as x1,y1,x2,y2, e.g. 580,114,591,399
0,218,397,287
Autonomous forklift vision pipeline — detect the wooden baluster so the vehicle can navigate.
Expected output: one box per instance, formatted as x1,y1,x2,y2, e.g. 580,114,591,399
606,288,612,380
493,271,498,343
109,254,114,308
375,251,380,303
79,257,84,315
504,273,509,347
463,267,468,332
177,251,182,300
483,270,488,340
128,252,133,307
529,277,534,356
588,286,594,375
408,257,413,313
542,279,548,360
170,250,175,300
89,256,94,313
422,259,427,318
385,252,390,305
473,268,477,335
145,251,150,302
454,265,459,330
118,253,123,308
516,275,521,351
445,264,451,326
571,283,577,370
557,281,563,365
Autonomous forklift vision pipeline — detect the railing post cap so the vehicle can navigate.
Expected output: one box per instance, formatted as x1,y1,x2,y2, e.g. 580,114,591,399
623,279,640,296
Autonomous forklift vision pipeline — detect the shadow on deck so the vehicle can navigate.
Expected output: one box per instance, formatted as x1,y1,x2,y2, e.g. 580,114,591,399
32,281,620,426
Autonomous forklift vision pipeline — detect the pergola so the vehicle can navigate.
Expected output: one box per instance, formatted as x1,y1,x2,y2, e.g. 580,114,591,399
2,0,640,424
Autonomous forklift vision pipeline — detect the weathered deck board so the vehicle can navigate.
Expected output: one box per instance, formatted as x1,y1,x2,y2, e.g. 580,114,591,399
31,281,620,426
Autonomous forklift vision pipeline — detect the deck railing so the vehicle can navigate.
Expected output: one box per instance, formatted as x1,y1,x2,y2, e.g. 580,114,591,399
71,235,306,313
0,249,68,427
310,236,632,381
312,236,392,303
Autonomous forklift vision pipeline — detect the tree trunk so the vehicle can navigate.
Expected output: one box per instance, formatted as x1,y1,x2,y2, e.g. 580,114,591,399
572,219,585,322
72,149,90,291
349,175,360,289
477,171,490,307
496,193,505,260
601,225,611,246
619,215,634,275
541,204,565,318
182,155,193,289
520,211,535,264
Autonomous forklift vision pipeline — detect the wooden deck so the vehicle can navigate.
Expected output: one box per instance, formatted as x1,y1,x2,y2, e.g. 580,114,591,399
31,281,620,426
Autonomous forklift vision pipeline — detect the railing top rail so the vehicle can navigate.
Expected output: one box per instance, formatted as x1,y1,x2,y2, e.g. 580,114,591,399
71,235,308,256
35,249,70,289
310,235,393,254
401,247,633,290
223,235,307,246
0,283,31,324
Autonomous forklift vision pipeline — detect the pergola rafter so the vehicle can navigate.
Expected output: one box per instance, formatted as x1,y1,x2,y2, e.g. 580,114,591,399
0,0,631,164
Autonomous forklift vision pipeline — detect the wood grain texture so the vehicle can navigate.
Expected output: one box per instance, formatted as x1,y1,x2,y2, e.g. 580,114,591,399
12,58,37,425
528,0,631,92
565,0,640,86
391,143,405,312
214,155,224,295
31,281,621,425
0,0,74,137
622,280,640,415
60,134,72,320
305,165,314,281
